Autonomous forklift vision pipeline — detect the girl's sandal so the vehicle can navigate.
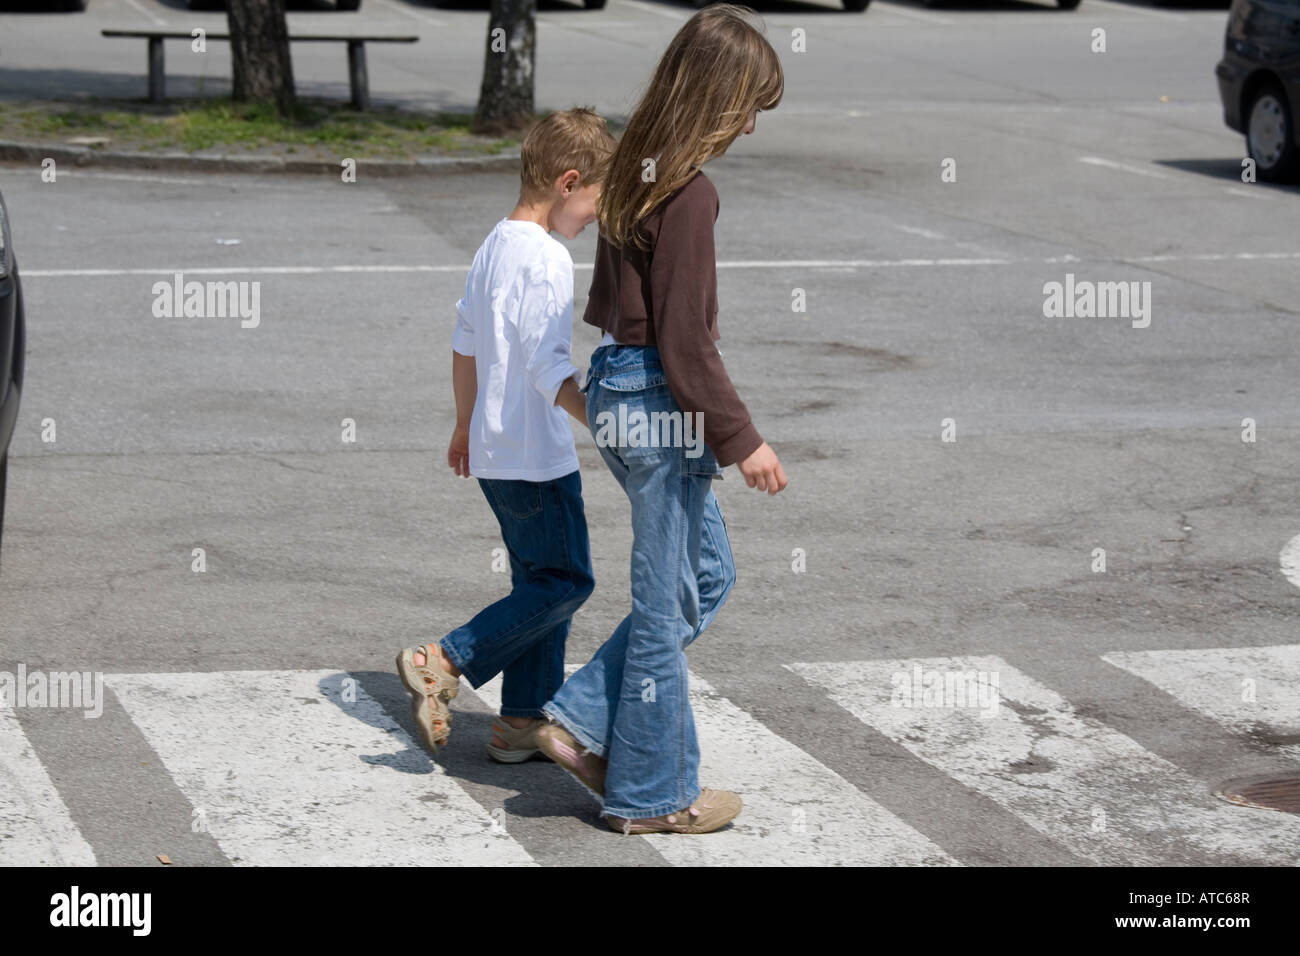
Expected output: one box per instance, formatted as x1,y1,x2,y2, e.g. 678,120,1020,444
396,644,460,755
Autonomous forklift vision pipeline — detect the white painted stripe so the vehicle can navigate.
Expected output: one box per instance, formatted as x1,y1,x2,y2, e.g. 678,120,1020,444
1281,534,1300,589
1078,156,1169,180
19,251,1300,280
119,0,169,27
473,669,957,864
791,656,1300,865
618,0,689,21
368,0,446,27
1223,186,1273,202
1087,0,1189,21
1126,251,1300,263
895,225,948,241
0,708,97,866
1103,645,1300,762
106,671,534,866
0,169,277,188
874,3,955,26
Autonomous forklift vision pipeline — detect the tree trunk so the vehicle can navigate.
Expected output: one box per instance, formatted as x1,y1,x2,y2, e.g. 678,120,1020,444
473,0,535,136
226,0,296,116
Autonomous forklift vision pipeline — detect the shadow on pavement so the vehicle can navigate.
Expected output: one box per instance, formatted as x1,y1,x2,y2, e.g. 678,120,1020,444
1157,157,1300,193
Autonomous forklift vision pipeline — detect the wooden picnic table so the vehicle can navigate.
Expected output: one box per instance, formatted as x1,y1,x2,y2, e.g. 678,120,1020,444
102,30,419,110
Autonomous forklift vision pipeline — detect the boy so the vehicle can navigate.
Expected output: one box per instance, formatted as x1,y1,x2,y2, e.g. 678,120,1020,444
397,107,616,761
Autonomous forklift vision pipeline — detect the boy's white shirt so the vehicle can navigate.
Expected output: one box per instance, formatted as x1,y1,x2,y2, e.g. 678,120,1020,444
452,217,581,482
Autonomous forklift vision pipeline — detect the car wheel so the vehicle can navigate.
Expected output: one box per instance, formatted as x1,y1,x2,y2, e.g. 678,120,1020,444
1247,83,1300,183
584,0,608,7
337,0,361,9
1056,0,1081,8
842,0,870,9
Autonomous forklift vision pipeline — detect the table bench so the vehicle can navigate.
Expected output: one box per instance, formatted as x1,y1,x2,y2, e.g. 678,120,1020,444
102,30,418,110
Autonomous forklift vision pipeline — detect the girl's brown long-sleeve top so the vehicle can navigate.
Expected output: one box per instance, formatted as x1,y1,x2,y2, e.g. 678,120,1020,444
582,170,763,468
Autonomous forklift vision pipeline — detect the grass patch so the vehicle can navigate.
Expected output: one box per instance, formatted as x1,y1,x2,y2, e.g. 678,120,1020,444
0,98,522,160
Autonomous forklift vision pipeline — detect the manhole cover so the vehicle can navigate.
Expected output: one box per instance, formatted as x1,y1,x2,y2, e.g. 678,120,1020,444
1214,774,1300,814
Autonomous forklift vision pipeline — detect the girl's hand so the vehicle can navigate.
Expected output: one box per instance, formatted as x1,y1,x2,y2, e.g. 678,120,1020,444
447,424,471,477
738,442,788,495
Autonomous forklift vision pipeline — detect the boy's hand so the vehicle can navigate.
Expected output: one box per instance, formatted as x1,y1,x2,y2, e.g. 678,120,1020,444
447,424,471,477
738,442,787,495
554,376,588,423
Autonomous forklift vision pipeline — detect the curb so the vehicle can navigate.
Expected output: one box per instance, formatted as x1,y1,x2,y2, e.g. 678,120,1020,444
0,140,521,177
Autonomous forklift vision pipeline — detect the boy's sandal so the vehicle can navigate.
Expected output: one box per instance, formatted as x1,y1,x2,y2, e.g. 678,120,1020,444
395,644,460,754
485,717,550,764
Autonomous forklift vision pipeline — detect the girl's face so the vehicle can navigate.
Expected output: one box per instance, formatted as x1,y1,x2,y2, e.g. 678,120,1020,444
719,111,758,158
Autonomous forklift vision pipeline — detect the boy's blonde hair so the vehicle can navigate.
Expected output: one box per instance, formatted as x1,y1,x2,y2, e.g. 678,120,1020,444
519,107,617,203
597,4,783,251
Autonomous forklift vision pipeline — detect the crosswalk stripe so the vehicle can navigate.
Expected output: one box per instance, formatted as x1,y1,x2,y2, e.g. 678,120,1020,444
104,671,535,866
789,656,1300,866
1102,645,1300,761
0,708,96,865
471,670,957,864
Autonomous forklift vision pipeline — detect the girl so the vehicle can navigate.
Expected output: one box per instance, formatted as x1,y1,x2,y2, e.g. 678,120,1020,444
537,4,788,835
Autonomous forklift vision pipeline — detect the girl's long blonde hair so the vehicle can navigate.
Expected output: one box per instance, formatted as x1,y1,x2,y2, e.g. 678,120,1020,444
597,4,784,251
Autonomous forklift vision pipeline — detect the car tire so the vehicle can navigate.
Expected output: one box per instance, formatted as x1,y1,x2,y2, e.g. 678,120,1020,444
842,0,870,9
584,0,608,8
337,0,361,9
1246,82,1300,183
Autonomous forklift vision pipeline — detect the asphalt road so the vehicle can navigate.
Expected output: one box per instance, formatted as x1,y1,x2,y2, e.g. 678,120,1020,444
1,0,1299,868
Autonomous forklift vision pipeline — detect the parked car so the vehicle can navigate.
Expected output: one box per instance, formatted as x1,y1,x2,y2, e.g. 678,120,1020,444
187,0,361,8
690,0,869,9
921,0,1077,7
0,189,25,568
1216,0,1300,182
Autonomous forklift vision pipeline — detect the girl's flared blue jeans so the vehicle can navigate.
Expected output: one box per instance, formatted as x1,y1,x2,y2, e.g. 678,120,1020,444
542,344,737,820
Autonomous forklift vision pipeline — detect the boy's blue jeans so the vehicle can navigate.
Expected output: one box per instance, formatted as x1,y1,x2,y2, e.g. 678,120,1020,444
543,345,737,820
440,470,594,717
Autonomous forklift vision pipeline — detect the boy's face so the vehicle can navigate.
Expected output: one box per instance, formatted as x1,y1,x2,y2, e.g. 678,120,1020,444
550,174,601,240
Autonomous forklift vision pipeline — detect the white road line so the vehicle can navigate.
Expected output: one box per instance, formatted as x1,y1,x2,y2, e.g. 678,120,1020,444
367,0,446,27
1125,251,1300,263
1103,645,1300,762
471,669,957,864
1223,186,1273,202
874,3,955,26
618,0,689,21
895,225,948,241
1086,0,1189,22
1283,534,1300,589
119,0,169,27
0,708,97,866
1078,156,1169,180
105,670,535,866
790,656,1300,865
0,169,250,188
20,250,1300,279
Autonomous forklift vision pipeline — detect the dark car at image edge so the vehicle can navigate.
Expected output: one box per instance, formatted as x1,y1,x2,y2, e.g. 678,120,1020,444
1216,0,1300,182
0,189,25,569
